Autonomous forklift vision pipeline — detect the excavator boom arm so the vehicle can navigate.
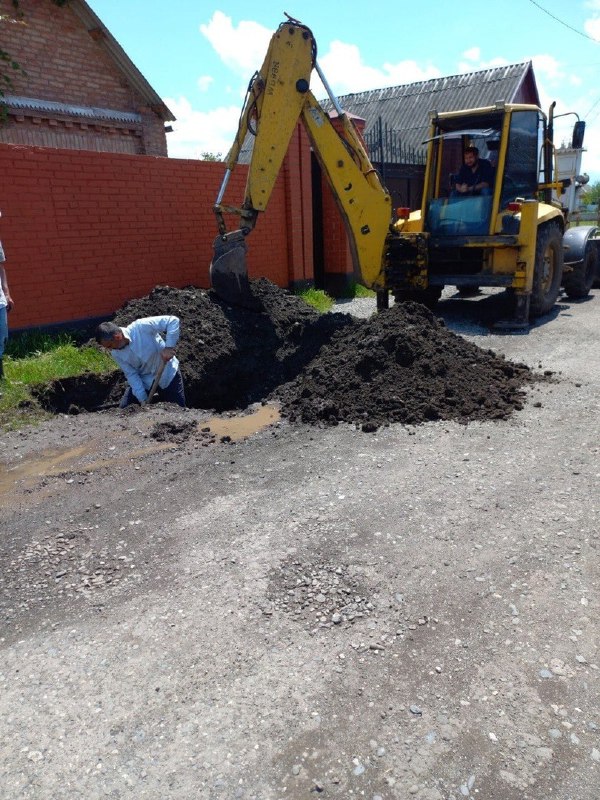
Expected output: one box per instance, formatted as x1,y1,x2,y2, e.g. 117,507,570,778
300,92,392,289
213,19,316,236
211,17,392,305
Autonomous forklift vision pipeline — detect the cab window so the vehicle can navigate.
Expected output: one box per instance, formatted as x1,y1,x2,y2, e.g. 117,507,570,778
500,110,540,208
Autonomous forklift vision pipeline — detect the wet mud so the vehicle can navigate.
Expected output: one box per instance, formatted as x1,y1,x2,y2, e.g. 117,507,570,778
37,281,540,431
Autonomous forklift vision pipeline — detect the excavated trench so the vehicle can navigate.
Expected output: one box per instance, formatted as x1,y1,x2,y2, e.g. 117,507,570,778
35,280,541,432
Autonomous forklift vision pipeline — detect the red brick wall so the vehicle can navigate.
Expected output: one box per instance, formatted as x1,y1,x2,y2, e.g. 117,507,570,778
0,0,166,155
283,125,315,286
0,143,310,329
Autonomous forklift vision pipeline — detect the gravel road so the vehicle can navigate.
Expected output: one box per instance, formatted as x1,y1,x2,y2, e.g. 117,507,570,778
1,288,599,799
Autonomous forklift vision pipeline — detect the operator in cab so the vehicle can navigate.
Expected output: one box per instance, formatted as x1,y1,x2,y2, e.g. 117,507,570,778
453,145,494,196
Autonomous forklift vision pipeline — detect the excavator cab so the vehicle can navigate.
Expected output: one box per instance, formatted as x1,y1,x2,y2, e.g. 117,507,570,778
422,106,546,239
422,111,505,237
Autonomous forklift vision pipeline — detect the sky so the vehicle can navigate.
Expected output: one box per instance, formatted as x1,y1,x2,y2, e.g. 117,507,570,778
86,0,600,183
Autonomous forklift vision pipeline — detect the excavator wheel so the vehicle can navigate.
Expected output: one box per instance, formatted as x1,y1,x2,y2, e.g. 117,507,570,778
529,223,563,318
393,286,442,310
563,244,598,299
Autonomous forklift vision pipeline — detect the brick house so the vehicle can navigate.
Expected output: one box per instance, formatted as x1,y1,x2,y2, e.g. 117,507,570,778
0,0,174,155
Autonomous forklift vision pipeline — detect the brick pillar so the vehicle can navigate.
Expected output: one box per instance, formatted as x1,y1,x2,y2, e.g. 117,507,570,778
281,122,314,290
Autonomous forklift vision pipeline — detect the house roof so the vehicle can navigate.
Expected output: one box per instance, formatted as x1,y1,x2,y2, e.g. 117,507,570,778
4,95,142,125
70,0,175,122
321,62,538,155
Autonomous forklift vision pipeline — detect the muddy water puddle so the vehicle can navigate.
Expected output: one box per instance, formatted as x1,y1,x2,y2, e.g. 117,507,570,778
0,438,175,502
203,403,280,441
0,443,93,497
0,405,280,505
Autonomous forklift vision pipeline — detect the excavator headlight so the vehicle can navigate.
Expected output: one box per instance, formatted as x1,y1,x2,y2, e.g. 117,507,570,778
396,207,411,220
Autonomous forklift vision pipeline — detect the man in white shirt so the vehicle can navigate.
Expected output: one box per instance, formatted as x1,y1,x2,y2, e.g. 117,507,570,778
95,315,186,408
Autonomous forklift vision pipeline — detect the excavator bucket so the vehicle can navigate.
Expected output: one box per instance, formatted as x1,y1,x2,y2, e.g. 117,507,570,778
210,231,257,309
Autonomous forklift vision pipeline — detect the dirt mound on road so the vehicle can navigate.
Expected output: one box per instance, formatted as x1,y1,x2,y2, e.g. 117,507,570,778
274,301,532,430
113,281,354,412
38,281,536,429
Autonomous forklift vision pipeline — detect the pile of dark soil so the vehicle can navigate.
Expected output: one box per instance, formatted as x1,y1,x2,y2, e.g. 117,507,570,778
113,280,354,412
37,280,538,430
273,301,533,430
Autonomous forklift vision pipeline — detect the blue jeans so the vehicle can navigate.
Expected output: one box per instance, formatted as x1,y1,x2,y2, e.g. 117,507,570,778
0,306,7,358
120,368,186,408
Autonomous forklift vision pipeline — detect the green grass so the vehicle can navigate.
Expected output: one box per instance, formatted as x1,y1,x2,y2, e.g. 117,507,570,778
296,287,335,312
296,282,377,311
344,282,376,299
4,327,99,358
1,338,116,431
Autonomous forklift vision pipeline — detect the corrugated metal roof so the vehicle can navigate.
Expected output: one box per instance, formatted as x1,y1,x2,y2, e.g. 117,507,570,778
321,62,536,155
4,95,142,124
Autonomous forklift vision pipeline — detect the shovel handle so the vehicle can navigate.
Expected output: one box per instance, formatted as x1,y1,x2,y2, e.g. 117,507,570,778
146,359,167,405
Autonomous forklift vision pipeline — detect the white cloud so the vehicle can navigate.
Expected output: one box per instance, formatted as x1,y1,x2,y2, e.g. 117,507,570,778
197,76,213,92
188,13,600,180
457,56,508,74
583,16,600,40
456,46,508,74
379,58,442,87
462,47,480,61
530,54,564,82
526,55,588,156
164,96,240,160
317,40,441,96
200,11,272,75
200,14,441,98
583,0,600,41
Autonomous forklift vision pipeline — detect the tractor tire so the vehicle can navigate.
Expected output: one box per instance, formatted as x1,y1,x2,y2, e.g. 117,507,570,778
529,223,564,318
393,286,443,310
563,244,598,298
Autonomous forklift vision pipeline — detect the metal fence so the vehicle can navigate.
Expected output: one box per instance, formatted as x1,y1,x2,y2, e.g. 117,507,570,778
364,117,427,167
568,210,600,226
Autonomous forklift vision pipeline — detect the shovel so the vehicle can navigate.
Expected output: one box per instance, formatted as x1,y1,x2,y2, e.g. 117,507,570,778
143,359,166,407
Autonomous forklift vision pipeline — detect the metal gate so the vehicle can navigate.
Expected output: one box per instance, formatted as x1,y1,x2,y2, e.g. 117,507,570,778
364,117,427,210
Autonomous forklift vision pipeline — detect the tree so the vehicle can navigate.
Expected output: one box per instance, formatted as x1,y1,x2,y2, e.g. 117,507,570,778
200,152,223,162
583,180,600,207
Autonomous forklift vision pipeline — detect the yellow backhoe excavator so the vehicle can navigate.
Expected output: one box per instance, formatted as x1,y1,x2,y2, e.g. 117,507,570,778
211,15,599,328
